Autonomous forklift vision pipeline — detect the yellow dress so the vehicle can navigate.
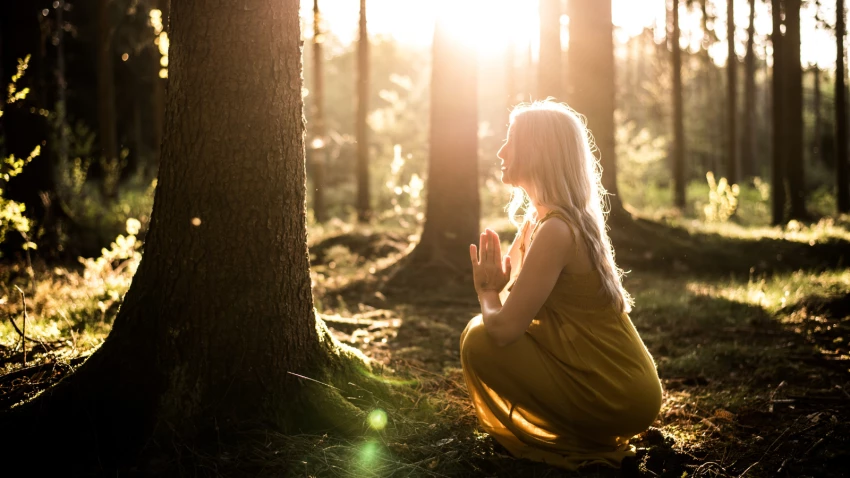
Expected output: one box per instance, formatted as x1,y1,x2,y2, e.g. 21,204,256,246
460,211,663,470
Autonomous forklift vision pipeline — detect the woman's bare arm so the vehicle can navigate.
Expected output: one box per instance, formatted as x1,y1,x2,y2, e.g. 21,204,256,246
480,219,575,346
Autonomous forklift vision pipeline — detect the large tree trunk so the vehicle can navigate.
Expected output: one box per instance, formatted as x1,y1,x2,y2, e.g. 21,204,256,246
98,0,119,199
311,0,327,222
771,0,787,225
567,0,625,215
356,0,370,223
743,0,757,177
538,0,562,100
837,0,850,213
726,0,738,184
0,0,359,471
412,14,479,274
784,0,807,219
671,0,686,209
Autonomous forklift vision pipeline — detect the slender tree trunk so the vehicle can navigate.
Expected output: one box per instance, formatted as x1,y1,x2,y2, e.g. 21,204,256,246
743,0,757,178
672,0,686,209
727,0,738,184
838,0,850,212
413,14,479,273
567,0,624,215
56,1,68,168
813,66,822,165
0,0,360,472
355,0,370,222
538,0,562,99
311,0,327,222
784,0,807,219
771,0,787,224
98,0,118,198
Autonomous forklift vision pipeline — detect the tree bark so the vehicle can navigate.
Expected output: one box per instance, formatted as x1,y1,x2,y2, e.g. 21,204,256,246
538,0,562,100
743,0,757,177
356,0,370,222
311,0,327,222
837,0,850,213
813,66,822,165
727,0,738,184
566,0,624,216
98,0,118,198
784,0,807,219
0,0,357,471
671,0,686,209
771,0,787,224
412,14,479,274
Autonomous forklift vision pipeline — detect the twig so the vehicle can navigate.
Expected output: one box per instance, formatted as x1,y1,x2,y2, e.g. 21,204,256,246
6,311,40,344
14,286,28,366
21,232,36,299
286,371,343,391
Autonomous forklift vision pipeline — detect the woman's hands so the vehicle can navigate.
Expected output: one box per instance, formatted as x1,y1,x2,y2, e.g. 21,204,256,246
470,229,512,295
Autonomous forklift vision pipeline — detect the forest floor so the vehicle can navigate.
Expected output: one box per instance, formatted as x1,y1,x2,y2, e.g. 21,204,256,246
2,214,850,477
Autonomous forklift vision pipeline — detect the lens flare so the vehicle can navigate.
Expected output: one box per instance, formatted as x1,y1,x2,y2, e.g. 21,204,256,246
368,409,388,431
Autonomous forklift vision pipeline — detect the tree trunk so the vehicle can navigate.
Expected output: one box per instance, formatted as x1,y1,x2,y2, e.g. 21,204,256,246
538,0,562,100
784,0,807,219
311,0,327,222
813,66,822,165
671,0,686,209
55,1,68,168
98,0,118,199
356,0,370,223
727,0,738,184
412,14,479,275
0,0,360,471
743,0,757,178
771,0,787,225
837,0,850,213
566,0,624,216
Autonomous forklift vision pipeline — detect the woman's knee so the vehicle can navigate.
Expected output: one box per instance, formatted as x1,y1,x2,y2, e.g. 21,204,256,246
460,315,495,365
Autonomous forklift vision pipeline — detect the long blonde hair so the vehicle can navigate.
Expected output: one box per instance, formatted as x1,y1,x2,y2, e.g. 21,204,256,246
505,100,633,314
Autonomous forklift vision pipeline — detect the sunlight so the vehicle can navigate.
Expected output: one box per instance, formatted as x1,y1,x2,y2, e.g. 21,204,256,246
303,0,838,67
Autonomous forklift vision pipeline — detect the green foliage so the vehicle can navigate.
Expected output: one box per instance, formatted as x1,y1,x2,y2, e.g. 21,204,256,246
0,56,38,253
702,172,739,223
52,120,155,251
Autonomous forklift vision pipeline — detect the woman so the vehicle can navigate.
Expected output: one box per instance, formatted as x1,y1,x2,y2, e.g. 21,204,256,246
461,100,662,470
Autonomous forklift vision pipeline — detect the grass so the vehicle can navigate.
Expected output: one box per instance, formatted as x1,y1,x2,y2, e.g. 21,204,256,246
2,210,849,477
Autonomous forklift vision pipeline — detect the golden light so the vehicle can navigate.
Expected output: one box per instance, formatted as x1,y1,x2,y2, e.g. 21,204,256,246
434,0,536,56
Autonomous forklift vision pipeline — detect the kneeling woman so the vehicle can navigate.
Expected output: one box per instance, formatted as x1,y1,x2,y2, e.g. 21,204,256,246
462,101,663,470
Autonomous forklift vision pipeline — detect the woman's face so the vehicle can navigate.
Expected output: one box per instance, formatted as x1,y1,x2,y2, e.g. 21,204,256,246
497,126,514,185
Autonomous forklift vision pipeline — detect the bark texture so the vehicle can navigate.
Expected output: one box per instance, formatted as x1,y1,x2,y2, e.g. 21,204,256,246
567,0,625,215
